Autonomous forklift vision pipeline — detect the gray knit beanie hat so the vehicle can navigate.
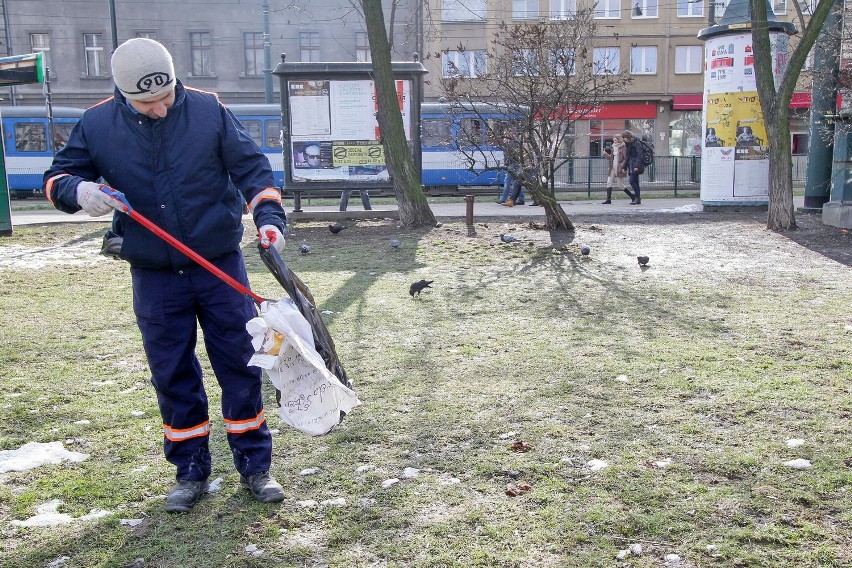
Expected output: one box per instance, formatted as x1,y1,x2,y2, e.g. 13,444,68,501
111,38,175,101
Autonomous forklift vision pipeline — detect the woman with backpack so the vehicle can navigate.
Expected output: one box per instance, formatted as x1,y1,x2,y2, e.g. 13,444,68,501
620,130,643,205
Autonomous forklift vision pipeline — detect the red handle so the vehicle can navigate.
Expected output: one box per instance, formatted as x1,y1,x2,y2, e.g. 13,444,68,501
127,208,266,305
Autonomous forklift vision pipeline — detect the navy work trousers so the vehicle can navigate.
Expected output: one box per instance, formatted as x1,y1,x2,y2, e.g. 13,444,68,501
131,250,272,481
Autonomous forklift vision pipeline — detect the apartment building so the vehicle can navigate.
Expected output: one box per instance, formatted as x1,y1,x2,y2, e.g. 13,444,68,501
0,0,419,107
420,0,812,157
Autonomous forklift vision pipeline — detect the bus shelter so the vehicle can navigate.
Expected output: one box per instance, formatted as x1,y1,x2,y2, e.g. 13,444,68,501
271,58,427,211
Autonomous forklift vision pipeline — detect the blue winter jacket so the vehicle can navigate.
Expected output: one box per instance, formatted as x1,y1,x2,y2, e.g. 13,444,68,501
43,81,286,269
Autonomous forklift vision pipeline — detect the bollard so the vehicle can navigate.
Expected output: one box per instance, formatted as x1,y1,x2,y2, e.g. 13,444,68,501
465,195,474,225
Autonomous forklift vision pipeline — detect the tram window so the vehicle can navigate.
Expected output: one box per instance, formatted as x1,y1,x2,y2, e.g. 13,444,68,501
459,118,485,147
422,118,452,148
486,118,509,146
15,122,47,152
242,119,263,148
267,119,282,148
53,123,75,151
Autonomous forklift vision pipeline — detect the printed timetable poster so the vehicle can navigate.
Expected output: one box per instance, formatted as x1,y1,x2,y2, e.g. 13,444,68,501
700,33,788,203
287,79,411,182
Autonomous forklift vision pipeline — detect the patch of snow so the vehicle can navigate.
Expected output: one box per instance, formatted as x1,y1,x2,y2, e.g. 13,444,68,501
587,459,609,471
785,438,805,448
10,500,111,527
614,375,629,382
119,518,144,527
0,441,88,473
355,464,374,473
498,431,517,439
47,557,71,567
300,467,318,476
402,467,420,478
297,499,318,508
320,497,346,507
73,420,91,425
783,458,812,469
208,477,224,492
382,478,400,488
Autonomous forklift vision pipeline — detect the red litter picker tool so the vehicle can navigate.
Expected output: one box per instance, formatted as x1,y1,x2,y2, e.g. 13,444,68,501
98,185,351,391
98,184,268,306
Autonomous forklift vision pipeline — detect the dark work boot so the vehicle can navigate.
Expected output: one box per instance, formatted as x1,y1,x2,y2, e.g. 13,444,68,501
602,188,612,204
241,471,285,503
165,479,209,513
623,188,635,202
630,189,642,205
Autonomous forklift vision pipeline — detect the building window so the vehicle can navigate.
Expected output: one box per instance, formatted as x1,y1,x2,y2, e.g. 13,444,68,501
356,32,371,62
30,33,51,74
595,0,621,18
630,46,657,74
632,0,658,17
244,32,264,76
675,45,703,74
442,0,486,21
550,48,576,76
513,49,538,76
513,0,539,19
441,50,487,78
300,32,320,62
589,119,629,156
677,0,704,16
84,33,105,77
593,47,620,75
773,0,787,13
190,32,213,76
135,31,157,39
550,0,576,19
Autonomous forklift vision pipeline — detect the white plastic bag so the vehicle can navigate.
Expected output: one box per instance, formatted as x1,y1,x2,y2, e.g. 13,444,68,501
246,298,361,436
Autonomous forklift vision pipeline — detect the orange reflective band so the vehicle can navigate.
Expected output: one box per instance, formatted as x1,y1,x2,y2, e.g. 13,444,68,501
223,409,266,434
163,420,210,442
44,173,71,205
248,188,281,213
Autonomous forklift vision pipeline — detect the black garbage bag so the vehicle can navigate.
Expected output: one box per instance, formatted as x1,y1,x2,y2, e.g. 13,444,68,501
257,244,351,390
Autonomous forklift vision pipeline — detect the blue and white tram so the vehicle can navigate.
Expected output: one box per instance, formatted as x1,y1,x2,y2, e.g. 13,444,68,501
420,102,520,191
228,102,521,194
0,105,85,197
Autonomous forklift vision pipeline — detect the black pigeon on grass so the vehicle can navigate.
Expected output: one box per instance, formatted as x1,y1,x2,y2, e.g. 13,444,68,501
409,279,433,297
329,222,347,234
637,255,650,267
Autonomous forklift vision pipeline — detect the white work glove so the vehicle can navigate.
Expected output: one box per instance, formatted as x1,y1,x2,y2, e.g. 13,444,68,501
259,225,285,253
76,181,121,217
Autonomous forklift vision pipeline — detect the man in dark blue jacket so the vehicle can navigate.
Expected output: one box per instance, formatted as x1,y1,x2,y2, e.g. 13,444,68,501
43,38,288,512
620,130,642,205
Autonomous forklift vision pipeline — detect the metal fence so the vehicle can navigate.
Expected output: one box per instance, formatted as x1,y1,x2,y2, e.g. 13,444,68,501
549,154,809,195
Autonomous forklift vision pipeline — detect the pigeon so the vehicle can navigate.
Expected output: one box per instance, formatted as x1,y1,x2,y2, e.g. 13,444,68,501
390,239,401,249
409,279,433,297
500,233,517,243
329,222,347,234
637,255,650,266
299,244,310,255
579,244,591,256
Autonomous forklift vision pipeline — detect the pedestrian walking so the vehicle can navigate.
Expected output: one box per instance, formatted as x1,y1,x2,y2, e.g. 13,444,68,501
42,38,288,512
620,130,643,205
602,134,629,204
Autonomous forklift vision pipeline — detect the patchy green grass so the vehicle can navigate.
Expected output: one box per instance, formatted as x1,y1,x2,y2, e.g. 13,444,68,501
0,213,850,567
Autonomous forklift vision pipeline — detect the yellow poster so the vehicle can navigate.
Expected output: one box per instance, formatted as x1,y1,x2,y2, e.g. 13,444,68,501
332,142,385,166
704,91,767,159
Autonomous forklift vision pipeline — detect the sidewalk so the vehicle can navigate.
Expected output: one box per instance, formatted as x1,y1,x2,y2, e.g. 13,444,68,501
9,195,802,226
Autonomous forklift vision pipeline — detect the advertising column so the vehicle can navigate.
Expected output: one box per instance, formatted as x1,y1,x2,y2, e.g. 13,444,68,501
697,0,796,205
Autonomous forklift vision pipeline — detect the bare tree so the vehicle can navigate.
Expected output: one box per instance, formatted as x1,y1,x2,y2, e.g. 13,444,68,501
361,0,436,227
751,0,839,230
434,12,632,231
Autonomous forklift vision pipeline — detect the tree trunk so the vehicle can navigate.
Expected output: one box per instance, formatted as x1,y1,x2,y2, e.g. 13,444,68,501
362,0,436,228
765,113,796,230
529,184,574,231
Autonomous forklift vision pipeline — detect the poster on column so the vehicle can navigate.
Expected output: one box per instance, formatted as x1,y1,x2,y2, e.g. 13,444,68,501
700,33,786,204
288,79,411,182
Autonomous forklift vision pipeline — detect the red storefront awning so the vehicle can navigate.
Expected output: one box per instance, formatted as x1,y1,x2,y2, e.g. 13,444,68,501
672,94,703,110
552,103,658,120
789,92,811,108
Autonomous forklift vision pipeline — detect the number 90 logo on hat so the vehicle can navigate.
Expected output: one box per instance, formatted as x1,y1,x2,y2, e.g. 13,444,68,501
132,72,173,96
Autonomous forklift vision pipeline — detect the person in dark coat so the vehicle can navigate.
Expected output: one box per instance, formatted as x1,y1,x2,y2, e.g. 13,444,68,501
620,130,643,205
43,38,288,512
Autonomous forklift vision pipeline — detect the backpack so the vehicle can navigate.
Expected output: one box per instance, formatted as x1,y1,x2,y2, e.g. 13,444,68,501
639,140,654,166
